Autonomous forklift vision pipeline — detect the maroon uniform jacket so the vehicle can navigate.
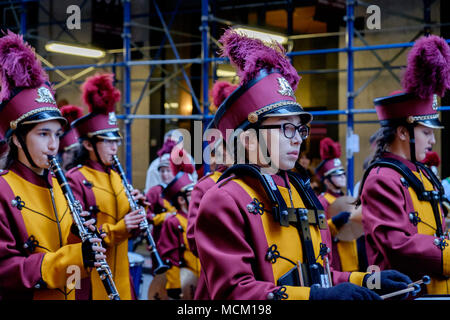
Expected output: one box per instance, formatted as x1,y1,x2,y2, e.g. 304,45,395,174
195,172,367,300
361,152,450,294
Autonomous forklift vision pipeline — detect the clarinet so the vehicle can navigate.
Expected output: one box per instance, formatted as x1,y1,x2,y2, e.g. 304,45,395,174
111,155,169,275
47,155,120,300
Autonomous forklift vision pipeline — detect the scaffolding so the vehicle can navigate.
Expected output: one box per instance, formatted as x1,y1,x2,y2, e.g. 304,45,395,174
5,0,449,193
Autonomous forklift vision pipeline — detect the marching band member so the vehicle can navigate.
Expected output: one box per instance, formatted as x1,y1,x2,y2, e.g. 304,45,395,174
65,73,146,300
194,29,411,300
145,142,177,250
187,81,236,299
157,147,200,299
58,104,84,172
186,80,237,260
0,31,105,300
315,137,367,273
144,129,197,193
358,35,450,295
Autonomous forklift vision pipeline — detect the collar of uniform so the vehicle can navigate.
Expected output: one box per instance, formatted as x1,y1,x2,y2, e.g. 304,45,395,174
381,151,418,172
271,173,287,188
84,159,111,174
216,165,229,173
177,209,188,219
326,189,344,198
9,160,53,188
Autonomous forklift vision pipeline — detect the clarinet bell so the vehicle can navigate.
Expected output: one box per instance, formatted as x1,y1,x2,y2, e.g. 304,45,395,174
153,256,170,275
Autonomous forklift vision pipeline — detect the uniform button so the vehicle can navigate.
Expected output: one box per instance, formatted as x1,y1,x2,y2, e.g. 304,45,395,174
34,283,40,289
266,292,274,300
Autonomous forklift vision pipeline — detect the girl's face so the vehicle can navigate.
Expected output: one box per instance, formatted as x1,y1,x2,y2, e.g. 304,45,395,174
94,139,120,166
259,115,303,172
159,166,174,184
414,124,436,162
330,173,347,188
16,120,63,171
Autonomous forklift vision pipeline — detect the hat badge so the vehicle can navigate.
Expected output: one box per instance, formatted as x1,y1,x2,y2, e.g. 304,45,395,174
277,77,295,98
35,87,56,105
432,94,438,111
108,112,117,125
334,158,341,166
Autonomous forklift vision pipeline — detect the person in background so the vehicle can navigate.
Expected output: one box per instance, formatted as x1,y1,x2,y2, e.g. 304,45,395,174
316,138,368,273
145,152,176,255
358,35,450,295
144,129,197,193
157,147,200,300
58,104,84,172
66,73,146,300
187,80,237,299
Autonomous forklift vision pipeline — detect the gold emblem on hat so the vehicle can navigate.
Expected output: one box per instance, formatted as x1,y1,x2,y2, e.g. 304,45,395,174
432,94,438,111
35,87,56,105
248,112,258,123
277,77,295,98
108,112,117,125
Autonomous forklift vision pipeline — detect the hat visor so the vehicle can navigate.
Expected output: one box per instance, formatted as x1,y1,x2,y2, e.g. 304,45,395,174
157,161,170,169
262,105,313,125
19,110,67,127
416,118,444,129
181,183,195,193
92,129,122,140
327,168,346,176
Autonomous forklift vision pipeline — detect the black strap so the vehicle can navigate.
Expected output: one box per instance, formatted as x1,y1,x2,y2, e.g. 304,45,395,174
359,158,425,199
218,164,287,225
217,164,326,287
287,170,327,230
359,158,445,237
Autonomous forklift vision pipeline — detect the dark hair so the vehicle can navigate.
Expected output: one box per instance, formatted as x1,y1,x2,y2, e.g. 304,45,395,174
65,140,91,170
1,123,36,170
367,126,398,166
355,121,417,206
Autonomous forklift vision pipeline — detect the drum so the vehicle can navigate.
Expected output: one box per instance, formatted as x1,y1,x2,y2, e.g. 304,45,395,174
180,268,198,300
147,267,198,300
328,196,364,241
128,252,145,298
147,273,168,300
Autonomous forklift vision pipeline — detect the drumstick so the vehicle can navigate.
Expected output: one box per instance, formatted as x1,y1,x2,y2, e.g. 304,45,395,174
381,275,430,300
407,275,431,288
380,286,416,300
297,261,305,287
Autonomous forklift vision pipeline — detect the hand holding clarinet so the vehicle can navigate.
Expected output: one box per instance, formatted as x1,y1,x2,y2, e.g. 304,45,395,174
48,155,121,300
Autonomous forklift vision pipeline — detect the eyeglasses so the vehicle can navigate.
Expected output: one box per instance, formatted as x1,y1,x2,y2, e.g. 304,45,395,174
99,139,122,146
259,123,310,140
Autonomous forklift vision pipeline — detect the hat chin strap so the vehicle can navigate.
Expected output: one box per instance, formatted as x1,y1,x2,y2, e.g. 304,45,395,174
16,134,39,169
406,124,417,164
325,175,344,194
89,137,108,168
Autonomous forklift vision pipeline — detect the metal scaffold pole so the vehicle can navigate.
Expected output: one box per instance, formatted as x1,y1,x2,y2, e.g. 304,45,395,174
346,0,355,195
201,0,210,173
123,0,132,183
